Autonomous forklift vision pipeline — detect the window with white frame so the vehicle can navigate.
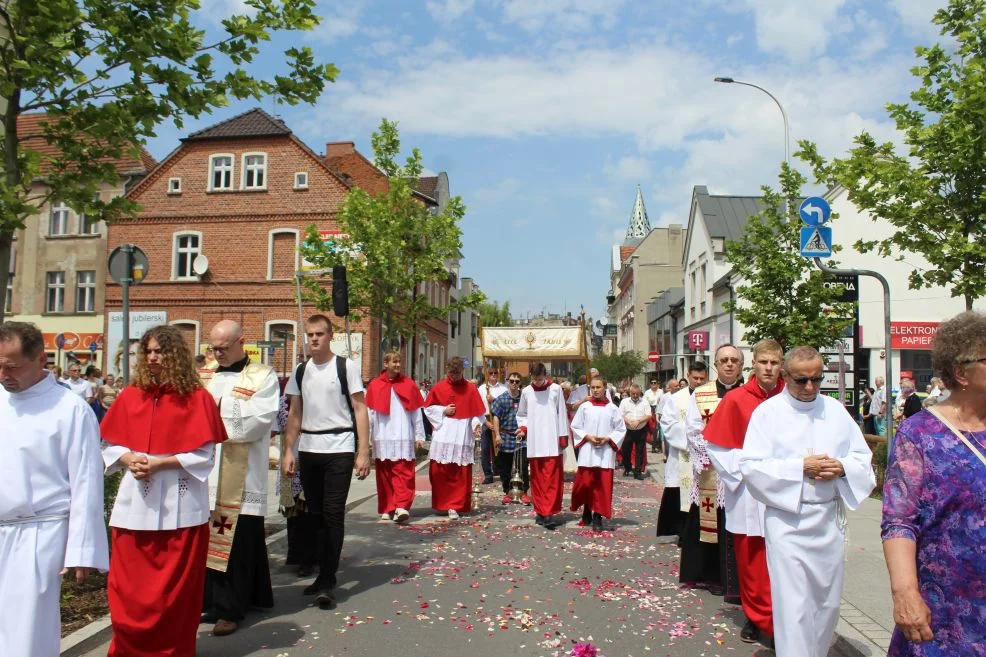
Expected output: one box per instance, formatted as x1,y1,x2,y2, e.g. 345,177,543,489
49,202,70,236
294,172,309,189
209,155,233,190
4,252,13,313
76,270,96,312
242,153,266,189
268,229,299,280
168,177,182,194
46,271,65,312
173,232,202,279
79,212,99,235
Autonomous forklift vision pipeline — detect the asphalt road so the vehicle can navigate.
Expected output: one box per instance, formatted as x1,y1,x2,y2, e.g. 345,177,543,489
80,469,784,657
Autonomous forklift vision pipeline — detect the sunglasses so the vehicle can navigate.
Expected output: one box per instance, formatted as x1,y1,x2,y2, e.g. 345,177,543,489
507,378,521,383
789,375,825,386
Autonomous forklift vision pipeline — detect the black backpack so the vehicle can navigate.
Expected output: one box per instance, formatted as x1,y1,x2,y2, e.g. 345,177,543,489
294,356,356,434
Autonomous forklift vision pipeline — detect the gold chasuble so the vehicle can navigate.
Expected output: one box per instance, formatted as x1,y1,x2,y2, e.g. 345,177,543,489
206,362,273,572
693,381,725,544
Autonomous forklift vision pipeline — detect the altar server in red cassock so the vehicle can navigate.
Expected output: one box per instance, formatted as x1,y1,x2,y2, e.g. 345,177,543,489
424,357,486,519
517,362,570,528
703,339,785,647
367,350,426,523
100,325,227,657
570,377,627,532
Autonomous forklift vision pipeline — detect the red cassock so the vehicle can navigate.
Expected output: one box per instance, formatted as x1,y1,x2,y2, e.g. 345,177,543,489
703,376,785,637
528,455,564,516
100,384,227,657
570,467,615,518
429,462,473,512
376,459,417,514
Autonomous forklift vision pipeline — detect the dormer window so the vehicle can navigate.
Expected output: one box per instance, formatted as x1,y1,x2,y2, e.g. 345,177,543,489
294,172,309,189
209,154,233,191
242,153,266,190
168,177,182,194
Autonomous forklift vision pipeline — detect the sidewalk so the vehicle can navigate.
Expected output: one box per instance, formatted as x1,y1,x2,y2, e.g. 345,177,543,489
647,465,894,657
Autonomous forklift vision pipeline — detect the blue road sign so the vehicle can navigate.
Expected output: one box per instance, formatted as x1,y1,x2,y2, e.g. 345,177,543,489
799,197,831,226
800,226,833,257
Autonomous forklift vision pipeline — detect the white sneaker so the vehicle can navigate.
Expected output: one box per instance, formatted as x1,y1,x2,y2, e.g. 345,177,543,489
447,509,460,520
380,513,392,521
394,508,410,523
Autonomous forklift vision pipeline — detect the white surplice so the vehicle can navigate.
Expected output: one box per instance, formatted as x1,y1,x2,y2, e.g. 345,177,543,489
570,403,627,469
739,389,875,657
707,442,765,536
659,387,692,491
567,384,612,406
517,383,570,458
207,366,280,516
425,406,484,465
371,390,426,461
0,374,109,657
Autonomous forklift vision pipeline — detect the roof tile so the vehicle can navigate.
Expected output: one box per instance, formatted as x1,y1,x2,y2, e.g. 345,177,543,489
182,108,292,141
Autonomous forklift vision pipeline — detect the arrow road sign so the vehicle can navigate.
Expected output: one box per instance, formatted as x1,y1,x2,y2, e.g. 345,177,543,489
801,226,833,257
799,196,831,227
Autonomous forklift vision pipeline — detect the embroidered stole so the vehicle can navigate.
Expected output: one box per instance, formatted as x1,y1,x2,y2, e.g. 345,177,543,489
675,388,695,513
206,363,272,572
693,381,724,544
198,360,219,386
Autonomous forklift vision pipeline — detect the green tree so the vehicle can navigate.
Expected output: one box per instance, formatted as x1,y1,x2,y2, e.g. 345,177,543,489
478,299,512,327
724,165,854,350
800,0,986,310
0,0,339,321
591,350,647,385
300,119,484,374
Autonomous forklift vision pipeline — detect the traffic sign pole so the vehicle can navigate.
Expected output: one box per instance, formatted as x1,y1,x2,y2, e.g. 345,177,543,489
121,244,133,384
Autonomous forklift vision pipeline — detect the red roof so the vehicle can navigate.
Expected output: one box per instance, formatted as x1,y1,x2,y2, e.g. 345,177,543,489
17,112,156,177
620,245,635,263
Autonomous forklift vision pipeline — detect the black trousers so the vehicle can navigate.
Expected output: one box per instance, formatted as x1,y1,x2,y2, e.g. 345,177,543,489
203,514,274,621
285,497,319,567
621,427,648,473
480,425,496,477
495,448,529,494
299,451,355,590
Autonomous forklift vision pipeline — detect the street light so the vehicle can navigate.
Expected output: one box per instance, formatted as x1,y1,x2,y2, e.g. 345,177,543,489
714,76,790,165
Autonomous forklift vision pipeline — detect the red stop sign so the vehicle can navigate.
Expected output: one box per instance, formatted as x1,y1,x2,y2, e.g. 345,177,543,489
647,351,660,363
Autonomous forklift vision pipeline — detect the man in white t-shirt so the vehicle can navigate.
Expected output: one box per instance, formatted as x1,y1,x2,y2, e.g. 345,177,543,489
282,314,370,610
643,378,663,454
61,363,94,402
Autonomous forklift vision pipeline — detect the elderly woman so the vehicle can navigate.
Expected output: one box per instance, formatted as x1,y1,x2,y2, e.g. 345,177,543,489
881,311,986,656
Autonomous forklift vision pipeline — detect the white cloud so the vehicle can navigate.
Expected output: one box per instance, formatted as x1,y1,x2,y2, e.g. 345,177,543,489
851,10,889,61
495,0,626,33
307,2,367,43
741,0,848,61
725,32,744,47
472,177,522,204
604,155,652,182
426,0,476,23
888,0,948,41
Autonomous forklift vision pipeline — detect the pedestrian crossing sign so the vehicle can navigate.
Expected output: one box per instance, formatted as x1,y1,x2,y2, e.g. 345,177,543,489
800,226,832,257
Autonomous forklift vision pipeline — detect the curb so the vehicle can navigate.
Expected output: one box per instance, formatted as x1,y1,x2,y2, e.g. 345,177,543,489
60,470,391,657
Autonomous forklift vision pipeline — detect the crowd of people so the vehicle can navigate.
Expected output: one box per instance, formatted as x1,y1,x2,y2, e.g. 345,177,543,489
1,309,983,657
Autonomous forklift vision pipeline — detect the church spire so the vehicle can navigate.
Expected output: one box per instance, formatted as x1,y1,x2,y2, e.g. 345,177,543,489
624,185,651,243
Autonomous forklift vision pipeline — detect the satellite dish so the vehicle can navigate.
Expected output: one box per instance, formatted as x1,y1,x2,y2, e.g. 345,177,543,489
192,254,210,276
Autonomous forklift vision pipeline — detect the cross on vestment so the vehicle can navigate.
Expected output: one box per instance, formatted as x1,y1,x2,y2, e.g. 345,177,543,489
701,497,714,512
213,515,233,534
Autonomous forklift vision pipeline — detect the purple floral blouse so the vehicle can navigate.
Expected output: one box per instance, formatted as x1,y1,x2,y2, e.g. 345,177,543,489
881,409,986,657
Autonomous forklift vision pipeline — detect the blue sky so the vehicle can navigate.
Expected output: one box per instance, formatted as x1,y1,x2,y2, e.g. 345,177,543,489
147,0,949,321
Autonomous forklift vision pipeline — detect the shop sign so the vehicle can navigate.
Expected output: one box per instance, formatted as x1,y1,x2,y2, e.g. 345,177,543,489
890,322,939,350
44,332,102,351
687,330,709,351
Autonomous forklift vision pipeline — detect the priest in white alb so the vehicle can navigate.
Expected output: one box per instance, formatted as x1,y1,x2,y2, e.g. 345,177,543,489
366,350,425,523
569,376,626,532
517,363,570,529
424,357,486,519
202,320,279,636
740,346,875,657
0,322,109,657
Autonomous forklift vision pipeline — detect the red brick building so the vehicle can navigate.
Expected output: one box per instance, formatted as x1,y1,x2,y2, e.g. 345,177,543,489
106,108,451,380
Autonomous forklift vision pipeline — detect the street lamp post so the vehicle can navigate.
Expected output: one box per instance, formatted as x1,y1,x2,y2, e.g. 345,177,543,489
714,76,790,165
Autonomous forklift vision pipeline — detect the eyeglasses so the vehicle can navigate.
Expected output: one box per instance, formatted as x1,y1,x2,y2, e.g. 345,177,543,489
789,375,825,386
209,345,231,353
507,379,521,384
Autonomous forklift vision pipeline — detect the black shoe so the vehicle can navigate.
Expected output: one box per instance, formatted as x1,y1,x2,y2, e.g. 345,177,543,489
591,513,603,532
623,470,632,477
315,589,336,609
634,472,645,480
303,579,323,595
482,476,495,484
535,515,546,526
740,619,759,643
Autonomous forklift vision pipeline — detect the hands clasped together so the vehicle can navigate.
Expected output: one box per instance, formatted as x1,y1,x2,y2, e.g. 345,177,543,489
802,454,845,480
